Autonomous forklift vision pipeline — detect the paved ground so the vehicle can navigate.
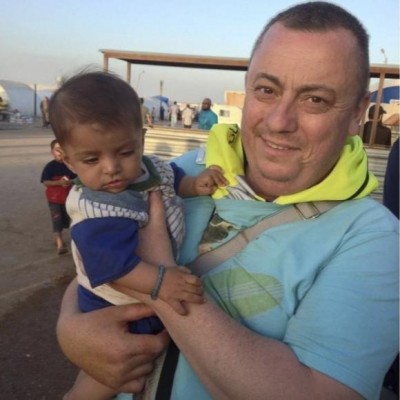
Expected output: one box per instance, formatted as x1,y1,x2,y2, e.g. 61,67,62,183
0,121,79,399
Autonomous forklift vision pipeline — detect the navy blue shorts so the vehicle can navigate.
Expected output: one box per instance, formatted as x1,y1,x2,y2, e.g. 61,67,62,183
48,202,70,232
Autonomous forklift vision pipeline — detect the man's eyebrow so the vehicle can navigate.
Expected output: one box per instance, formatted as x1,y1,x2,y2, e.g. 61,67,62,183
253,72,336,96
297,84,336,96
253,72,281,87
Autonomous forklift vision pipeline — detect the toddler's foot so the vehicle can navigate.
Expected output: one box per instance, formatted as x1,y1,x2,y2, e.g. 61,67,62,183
57,246,68,255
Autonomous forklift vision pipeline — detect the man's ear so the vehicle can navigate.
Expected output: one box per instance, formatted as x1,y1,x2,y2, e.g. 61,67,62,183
348,92,370,136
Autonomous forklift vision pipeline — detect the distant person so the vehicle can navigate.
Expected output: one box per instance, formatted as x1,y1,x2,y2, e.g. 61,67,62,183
198,97,218,130
384,139,399,218
139,97,153,128
40,96,50,128
40,139,76,255
170,101,179,127
49,71,227,400
362,104,391,146
151,107,156,123
0,96,9,121
160,105,165,121
382,138,399,395
181,104,193,128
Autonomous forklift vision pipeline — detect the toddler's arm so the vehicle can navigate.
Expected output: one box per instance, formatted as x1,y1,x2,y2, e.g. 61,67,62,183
114,191,203,316
177,165,227,197
114,261,203,316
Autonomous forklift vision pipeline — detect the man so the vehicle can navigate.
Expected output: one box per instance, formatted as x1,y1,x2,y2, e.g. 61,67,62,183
40,96,50,128
362,104,392,146
57,3,398,399
0,96,9,121
169,101,179,128
181,104,193,128
197,98,218,130
139,97,153,128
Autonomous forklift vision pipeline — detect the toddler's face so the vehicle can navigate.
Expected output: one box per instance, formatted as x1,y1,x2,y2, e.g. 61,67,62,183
61,123,143,193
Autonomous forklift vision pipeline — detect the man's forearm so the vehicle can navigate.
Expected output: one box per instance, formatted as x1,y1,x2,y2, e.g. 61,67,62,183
153,298,361,400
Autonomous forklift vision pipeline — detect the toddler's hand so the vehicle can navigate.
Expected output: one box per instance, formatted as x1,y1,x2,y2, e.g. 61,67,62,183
157,266,203,315
194,165,228,196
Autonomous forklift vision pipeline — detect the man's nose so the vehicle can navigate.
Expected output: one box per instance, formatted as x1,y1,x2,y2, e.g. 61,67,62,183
264,98,298,134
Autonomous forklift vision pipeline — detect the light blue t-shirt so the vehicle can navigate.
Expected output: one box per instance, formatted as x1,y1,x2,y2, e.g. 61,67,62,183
124,150,399,400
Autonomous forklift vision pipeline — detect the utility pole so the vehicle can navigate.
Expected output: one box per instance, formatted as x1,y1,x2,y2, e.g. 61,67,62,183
136,70,145,91
380,48,388,64
159,80,164,120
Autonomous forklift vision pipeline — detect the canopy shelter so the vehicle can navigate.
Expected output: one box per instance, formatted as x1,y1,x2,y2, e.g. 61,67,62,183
100,50,399,146
100,49,399,80
100,50,249,80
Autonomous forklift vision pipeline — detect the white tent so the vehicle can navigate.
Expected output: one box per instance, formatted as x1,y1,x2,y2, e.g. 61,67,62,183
0,80,41,116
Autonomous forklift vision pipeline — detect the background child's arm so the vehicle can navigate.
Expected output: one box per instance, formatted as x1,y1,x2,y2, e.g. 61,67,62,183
42,177,73,188
178,165,227,197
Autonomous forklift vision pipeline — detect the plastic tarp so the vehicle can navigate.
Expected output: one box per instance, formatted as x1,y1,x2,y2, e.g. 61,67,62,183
370,86,400,103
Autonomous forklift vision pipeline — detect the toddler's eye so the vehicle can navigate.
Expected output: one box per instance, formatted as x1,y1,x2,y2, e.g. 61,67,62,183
120,150,135,157
83,157,98,164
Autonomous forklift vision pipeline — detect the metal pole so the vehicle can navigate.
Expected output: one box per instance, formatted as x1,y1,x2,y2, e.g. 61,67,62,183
159,80,164,120
137,71,145,91
33,84,37,118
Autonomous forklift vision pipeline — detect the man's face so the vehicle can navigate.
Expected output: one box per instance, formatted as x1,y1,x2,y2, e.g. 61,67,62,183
201,99,211,111
62,123,143,193
241,24,369,200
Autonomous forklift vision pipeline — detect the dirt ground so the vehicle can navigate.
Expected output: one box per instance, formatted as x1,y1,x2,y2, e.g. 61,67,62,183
0,122,79,399
0,270,79,399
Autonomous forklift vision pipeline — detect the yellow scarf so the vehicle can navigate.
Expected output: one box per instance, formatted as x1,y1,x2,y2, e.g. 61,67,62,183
205,124,378,204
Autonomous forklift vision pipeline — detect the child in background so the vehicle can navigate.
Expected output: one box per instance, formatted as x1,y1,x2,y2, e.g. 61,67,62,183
40,139,76,254
49,71,227,400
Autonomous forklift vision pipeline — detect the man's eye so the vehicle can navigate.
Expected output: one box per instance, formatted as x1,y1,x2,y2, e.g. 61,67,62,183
254,86,275,100
256,86,274,95
309,96,323,104
302,96,330,113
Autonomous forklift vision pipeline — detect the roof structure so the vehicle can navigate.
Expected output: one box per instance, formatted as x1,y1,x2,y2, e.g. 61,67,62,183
100,49,399,78
100,50,248,72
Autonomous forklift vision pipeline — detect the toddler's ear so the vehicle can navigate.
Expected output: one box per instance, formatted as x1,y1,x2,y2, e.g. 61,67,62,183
61,153,76,173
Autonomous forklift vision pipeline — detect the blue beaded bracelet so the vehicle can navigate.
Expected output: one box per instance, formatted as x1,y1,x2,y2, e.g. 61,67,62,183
150,265,166,300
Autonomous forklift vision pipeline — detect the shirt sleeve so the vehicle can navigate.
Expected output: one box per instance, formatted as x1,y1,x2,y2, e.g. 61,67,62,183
40,162,52,182
71,217,141,287
170,161,186,193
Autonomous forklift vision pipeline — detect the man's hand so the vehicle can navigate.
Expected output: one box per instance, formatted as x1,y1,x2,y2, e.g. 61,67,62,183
57,281,169,392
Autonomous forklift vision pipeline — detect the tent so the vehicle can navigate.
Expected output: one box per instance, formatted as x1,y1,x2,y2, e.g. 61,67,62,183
0,80,42,116
151,95,170,106
370,86,400,103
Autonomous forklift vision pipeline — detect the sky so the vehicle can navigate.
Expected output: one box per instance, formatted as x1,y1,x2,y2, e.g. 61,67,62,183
1,0,399,103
